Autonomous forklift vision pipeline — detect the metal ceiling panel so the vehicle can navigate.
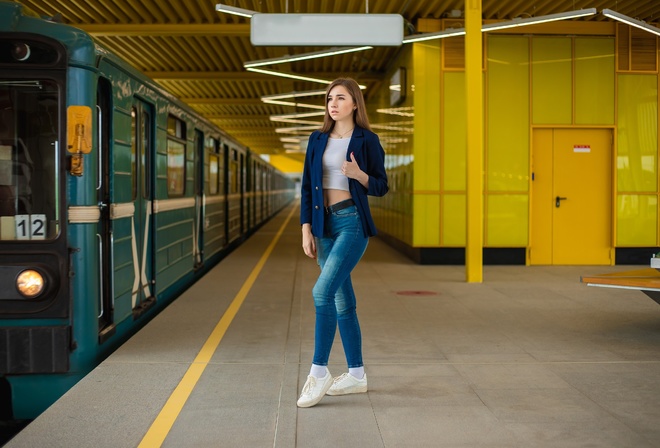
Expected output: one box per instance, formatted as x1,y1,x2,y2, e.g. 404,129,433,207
13,0,660,154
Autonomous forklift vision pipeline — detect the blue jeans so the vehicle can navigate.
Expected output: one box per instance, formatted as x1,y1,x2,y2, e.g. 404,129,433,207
312,205,369,368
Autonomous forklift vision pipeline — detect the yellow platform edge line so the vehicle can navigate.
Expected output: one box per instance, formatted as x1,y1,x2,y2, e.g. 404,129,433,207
138,205,297,447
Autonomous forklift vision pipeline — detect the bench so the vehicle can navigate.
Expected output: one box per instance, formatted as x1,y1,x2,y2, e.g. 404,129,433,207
581,267,660,305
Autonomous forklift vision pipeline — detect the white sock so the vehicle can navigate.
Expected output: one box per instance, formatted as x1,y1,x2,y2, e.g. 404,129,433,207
349,367,365,379
310,364,328,378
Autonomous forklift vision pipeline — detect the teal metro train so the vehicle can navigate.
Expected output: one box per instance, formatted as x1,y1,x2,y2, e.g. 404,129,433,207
0,1,295,420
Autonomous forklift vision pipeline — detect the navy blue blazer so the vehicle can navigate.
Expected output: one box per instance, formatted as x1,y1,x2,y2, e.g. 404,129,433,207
300,125,388,237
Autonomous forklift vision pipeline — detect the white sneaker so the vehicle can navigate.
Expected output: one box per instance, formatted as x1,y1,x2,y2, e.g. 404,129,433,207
297,371,333,408
326,373,368,396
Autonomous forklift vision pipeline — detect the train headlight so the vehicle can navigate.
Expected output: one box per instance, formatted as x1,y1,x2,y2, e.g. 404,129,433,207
11,42,31,61
16,269,45,298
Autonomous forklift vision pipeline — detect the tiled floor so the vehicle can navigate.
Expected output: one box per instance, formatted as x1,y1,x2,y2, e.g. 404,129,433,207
7,205,660,447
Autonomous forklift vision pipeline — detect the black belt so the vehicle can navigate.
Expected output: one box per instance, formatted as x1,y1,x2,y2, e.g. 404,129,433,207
325,199,355,214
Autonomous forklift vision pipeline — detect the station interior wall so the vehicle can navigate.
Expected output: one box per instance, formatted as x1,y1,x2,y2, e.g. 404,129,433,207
368,19,660,265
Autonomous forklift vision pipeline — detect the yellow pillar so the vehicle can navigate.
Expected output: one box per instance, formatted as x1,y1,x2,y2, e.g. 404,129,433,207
465,0,483,282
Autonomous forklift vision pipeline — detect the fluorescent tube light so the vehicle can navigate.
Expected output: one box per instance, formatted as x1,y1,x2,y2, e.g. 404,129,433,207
275,125,319,134
402,28,466,43
247,67,367,88
246,67,334,84
215,4,257,18
270,110,324,125
261,90,327,101
261,99,326,110
271,118,323,125
602,9,660,37
244,46,373,68
403,8,598,44
280,137,306,143
481,8,597,32
270,111,325,120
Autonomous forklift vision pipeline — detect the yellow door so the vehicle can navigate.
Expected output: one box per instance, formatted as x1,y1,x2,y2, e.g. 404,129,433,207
531,129,612,265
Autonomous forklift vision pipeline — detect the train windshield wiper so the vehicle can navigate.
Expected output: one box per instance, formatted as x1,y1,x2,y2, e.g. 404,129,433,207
0,80,43,88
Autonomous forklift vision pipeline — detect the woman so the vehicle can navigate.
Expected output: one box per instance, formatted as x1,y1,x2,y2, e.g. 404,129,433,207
298,77,388,408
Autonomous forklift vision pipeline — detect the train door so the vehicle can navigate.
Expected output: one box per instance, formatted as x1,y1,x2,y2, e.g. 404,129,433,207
97,79,114,341
227,146,240,242
130,99,155,316
250,158,256,230
530,128,613,265
223,143,231,244
193,129,204,269
240,152,247,235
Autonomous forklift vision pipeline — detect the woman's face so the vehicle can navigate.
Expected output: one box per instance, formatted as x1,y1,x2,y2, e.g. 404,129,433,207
327,85,356,123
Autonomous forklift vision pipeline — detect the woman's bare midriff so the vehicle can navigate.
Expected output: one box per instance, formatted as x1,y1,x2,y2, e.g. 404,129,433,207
324,189,352,207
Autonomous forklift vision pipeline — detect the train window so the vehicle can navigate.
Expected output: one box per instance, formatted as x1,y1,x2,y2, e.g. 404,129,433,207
209,154,219,195
0,79,60,240
262,166,266,191
166,115,186,196
130,108,137,199
206,137,220,195
167,115,185,138
141,109,150,199
229,148,238,194
132,106,152,200
219,143,227,195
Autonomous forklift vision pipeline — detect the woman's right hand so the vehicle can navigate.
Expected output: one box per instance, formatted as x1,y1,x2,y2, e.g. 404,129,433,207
301,224,316,259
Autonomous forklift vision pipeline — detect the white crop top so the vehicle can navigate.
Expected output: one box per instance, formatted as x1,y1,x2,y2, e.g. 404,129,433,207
322,137,350,191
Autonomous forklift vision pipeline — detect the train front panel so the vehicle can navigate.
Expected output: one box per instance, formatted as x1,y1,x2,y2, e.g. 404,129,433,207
0,5,101,418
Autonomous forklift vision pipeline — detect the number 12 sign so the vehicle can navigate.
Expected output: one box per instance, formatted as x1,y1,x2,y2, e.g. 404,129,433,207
15,214,47,240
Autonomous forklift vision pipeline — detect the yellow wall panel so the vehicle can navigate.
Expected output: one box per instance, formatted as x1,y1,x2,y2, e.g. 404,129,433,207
617,194,658,246
575,38,615,125
442,194,466,245
486,194,529,246
487,36,530,192
617,74,658,193
532,37,572,124
413,194,440,246
413,41,441,192
443,72,466,191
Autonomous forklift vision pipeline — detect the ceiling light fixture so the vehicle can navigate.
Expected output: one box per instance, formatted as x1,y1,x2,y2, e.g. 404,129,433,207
215,3,257,18
261,90,327,101
246,67,334,84
244,46,373,68
280,137,306,143
270,111,326,121
251,13,403,46
247,67,368,88
402,28,466,43
261,99,326,109
481,8,597,32
601,8,660,37
273,119,322,126
402,8,598,44
275,125,320,134
376,106,415,117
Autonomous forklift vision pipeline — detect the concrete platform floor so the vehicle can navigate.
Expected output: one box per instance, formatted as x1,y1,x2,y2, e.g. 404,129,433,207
7,206,660,447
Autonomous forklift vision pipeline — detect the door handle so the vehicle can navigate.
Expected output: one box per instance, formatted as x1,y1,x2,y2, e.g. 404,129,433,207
555,196,567,207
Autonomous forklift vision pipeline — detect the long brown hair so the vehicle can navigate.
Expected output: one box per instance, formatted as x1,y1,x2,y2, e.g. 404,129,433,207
320,77,371,133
